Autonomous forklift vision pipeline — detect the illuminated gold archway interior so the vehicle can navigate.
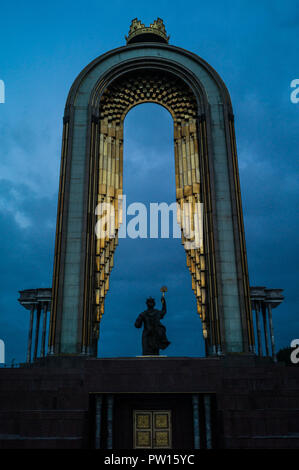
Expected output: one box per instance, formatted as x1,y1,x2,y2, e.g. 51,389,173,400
89,70,209,345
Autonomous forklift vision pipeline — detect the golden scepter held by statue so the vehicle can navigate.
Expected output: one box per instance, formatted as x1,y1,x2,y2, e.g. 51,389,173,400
160,286,168,321
160,286,168,298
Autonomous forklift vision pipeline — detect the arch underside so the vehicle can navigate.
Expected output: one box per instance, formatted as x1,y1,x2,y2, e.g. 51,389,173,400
84,69,220,354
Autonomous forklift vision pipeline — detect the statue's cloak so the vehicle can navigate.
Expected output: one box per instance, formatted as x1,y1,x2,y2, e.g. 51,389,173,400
135,309,170,355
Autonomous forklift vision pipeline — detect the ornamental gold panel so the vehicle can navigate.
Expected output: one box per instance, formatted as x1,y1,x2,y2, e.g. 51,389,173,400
136,413,151,429
154,413,168,429
133,410,172,449
154,431,170,447
136,431,151,448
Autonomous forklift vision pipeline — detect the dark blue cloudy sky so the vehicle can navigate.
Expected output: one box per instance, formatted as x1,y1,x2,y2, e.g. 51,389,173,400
0,0,298,364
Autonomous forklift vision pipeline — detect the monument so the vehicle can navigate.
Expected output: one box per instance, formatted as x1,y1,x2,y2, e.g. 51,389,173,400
0,19,298,450
48,16,255,359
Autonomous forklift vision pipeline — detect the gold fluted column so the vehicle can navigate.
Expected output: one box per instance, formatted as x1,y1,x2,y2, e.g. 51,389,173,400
174,118,211,347
197,115,221,354
81,115,100,353
91,120,123,354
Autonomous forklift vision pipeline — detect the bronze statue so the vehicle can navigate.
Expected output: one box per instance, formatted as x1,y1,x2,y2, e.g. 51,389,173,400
135,295,170,355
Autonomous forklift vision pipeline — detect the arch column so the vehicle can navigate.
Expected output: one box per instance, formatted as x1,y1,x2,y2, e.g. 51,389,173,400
41,302,48,358
254,301,262,356
267,302,276,362
264,288,284,361
33,303,41,361
262,303,270,356
106,395,114,449
192,394,200,449
27,304,35,363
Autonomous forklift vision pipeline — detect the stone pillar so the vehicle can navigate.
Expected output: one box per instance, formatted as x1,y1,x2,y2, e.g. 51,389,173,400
203,394,212,449
192,394,200,449
26,304,35,363
267,303,277,362
40,302,48,358
107,395,114,449
33,303,41,361
95,395,103,449
255,302,262,356
262,303,270,356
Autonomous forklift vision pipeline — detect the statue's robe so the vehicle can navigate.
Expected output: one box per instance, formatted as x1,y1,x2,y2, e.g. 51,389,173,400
135,308,170,355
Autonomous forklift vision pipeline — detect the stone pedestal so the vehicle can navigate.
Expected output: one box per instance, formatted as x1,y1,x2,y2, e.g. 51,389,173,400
0,356,298,449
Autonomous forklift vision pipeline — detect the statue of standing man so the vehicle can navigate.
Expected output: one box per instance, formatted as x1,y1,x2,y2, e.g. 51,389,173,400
135,295,170,355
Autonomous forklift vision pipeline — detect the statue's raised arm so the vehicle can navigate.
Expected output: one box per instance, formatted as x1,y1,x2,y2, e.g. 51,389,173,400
160,296,166,318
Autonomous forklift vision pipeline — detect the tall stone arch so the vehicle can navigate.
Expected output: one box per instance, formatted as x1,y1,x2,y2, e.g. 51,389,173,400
49,20,254,357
